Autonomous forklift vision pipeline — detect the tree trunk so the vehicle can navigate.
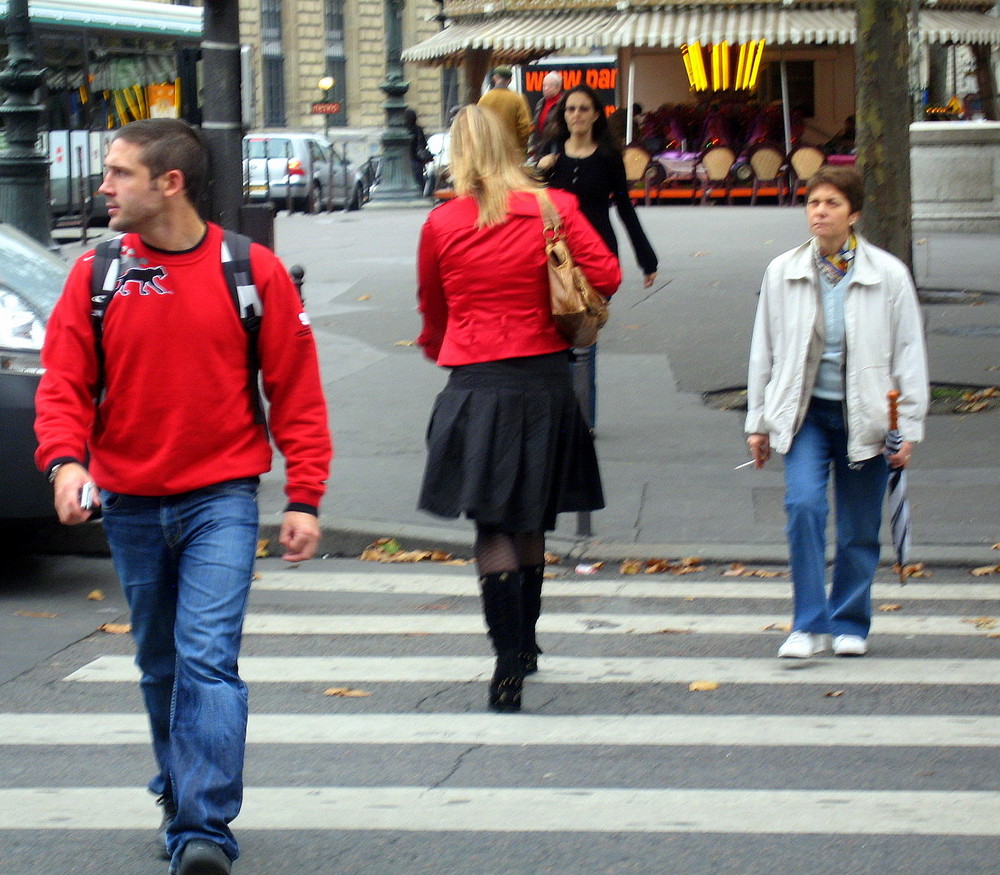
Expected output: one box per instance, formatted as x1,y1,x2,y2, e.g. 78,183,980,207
855,0,912,269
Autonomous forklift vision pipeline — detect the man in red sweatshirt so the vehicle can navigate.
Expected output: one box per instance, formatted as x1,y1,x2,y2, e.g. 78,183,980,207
34,119,332,875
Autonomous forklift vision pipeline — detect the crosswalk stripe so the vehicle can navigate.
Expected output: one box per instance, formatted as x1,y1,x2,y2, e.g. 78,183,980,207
64,655,1000,685
251,571,998,601
2,713,999,748
3,787,999,835
240,612,999,637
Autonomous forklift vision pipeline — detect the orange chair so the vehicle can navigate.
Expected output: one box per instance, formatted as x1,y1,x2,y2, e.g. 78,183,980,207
749,145,786,206
787,145,825,205
623,145,652,204
694,146,737,205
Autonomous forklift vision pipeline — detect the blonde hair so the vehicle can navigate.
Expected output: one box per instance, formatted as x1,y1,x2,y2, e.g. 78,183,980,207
449,105,541,228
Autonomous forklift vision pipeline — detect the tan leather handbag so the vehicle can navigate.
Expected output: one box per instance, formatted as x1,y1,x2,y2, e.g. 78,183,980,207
536,190,609,348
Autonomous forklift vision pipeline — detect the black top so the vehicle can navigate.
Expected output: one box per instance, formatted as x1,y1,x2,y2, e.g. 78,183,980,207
543,145,658,275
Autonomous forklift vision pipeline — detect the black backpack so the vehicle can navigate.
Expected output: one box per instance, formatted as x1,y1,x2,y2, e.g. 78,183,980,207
89,230,266,425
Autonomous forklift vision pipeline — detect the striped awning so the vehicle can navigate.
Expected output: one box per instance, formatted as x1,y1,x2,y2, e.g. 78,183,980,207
0,0,202,39
403,6,1000,64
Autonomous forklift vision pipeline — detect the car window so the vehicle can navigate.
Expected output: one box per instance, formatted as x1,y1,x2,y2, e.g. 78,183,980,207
0,224,68,320
246,138,291,159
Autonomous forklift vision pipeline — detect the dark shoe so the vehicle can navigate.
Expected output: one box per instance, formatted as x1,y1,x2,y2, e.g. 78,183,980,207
489,652,523,713
519,564,545,673
177,840,231,875
480,571,524,712
518,650,539,675
155,793,176,860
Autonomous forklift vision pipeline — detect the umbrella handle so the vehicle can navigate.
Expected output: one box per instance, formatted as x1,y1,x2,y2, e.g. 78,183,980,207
887,389,900,431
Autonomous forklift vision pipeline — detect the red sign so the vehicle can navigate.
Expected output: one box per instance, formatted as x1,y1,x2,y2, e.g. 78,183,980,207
311,102,341,115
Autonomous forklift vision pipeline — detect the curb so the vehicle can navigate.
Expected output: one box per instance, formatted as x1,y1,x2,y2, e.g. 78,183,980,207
24,517,1000,570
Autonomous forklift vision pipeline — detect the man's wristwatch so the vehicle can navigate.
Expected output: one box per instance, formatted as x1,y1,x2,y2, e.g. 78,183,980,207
46,458,81,483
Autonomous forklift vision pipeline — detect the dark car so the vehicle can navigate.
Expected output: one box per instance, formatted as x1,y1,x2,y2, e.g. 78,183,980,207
0,224,68,522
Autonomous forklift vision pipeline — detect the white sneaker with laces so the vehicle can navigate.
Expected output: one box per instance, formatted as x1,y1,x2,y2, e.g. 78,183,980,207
833,634,868,656
777,630,829,659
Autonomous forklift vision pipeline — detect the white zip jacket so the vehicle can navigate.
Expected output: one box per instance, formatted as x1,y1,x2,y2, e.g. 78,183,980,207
745,234,929,462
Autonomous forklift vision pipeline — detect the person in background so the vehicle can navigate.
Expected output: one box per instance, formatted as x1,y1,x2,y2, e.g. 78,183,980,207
745,165,928,660
537,84,658,427
477,65,533,157
416,105,620,712
528,70,563,157
404,108,432,192
34,118,332,875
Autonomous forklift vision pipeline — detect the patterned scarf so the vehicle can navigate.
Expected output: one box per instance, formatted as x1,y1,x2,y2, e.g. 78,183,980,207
814,233,857,285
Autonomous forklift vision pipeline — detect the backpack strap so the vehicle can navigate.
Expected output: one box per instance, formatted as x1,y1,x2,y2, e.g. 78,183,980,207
89,235,125,403
220,229,266,426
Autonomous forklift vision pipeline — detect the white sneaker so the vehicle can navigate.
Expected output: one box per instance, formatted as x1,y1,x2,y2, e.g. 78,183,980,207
777,631,829,659
833,634,868,656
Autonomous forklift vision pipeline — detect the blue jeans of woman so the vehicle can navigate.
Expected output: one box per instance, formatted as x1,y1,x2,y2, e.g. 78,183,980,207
100,478,259,865
783,398,888,638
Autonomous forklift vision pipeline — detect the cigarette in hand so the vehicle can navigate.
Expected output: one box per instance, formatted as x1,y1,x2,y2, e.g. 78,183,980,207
733,460,755,470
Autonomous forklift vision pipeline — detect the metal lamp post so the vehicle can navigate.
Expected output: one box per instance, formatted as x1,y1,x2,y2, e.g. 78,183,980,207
369,0,421,201
0,0,54,247
318,76,335,141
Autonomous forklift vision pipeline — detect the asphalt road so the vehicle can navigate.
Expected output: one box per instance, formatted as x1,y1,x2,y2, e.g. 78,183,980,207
2,554,998,874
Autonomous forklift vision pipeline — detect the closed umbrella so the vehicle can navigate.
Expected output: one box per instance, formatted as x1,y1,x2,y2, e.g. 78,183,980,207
885,390,911,583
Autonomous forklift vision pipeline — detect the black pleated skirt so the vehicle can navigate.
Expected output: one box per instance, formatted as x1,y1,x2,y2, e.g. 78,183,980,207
418,352,605,532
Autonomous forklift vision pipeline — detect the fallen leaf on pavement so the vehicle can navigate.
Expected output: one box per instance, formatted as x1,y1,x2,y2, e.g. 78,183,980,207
761,622,792,633
723,563,746,577
962,617,998,630
971,565,1000,577
357,294,371,301
324,687,371,697
544,551,562,565
86,590,105,601
688,680,719,691
656,628,692,635
991,542,1000,550
896,562,929,581
743,569,785,578
394,339,416,347
824,690,845,698
360,538,457,564
619,560,643,575
15,610,57,619
256,539,270,559
878,603,903,612
100,622,132,635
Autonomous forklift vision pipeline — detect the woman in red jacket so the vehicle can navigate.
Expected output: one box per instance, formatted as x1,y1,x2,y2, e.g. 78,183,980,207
417,105,621,712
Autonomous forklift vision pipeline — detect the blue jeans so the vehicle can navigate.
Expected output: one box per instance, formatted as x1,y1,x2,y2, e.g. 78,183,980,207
100,478,259,866
783,398,888,638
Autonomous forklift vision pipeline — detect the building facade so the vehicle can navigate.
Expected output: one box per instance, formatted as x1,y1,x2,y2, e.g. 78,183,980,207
237,0,447,134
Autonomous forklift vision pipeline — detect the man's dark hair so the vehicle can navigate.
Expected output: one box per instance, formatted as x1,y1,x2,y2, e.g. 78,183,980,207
806,164,865,214
114,119,209,208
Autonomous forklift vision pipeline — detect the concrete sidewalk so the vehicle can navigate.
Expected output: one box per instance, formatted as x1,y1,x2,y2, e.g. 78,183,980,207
54,206,1000,566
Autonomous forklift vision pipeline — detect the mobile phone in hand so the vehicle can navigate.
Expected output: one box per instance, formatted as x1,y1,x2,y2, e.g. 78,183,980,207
80,482,95,510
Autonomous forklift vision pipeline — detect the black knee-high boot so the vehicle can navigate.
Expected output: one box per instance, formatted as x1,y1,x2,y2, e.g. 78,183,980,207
480,570,523,712
519,564,544,674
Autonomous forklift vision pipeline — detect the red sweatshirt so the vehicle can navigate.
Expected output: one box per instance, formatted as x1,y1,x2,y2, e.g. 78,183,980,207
35,223,332,510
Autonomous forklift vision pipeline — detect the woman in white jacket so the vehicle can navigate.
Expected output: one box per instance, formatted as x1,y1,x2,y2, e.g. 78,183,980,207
745,165,928,659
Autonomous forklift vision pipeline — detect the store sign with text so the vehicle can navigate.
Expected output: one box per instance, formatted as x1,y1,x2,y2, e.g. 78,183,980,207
520,58,618,116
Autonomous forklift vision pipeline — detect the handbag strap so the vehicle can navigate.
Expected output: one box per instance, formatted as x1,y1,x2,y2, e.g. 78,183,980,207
535,189,564,241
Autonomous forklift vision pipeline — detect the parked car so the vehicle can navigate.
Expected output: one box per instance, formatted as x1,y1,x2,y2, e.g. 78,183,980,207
243,133,365,213
0,224,68,523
